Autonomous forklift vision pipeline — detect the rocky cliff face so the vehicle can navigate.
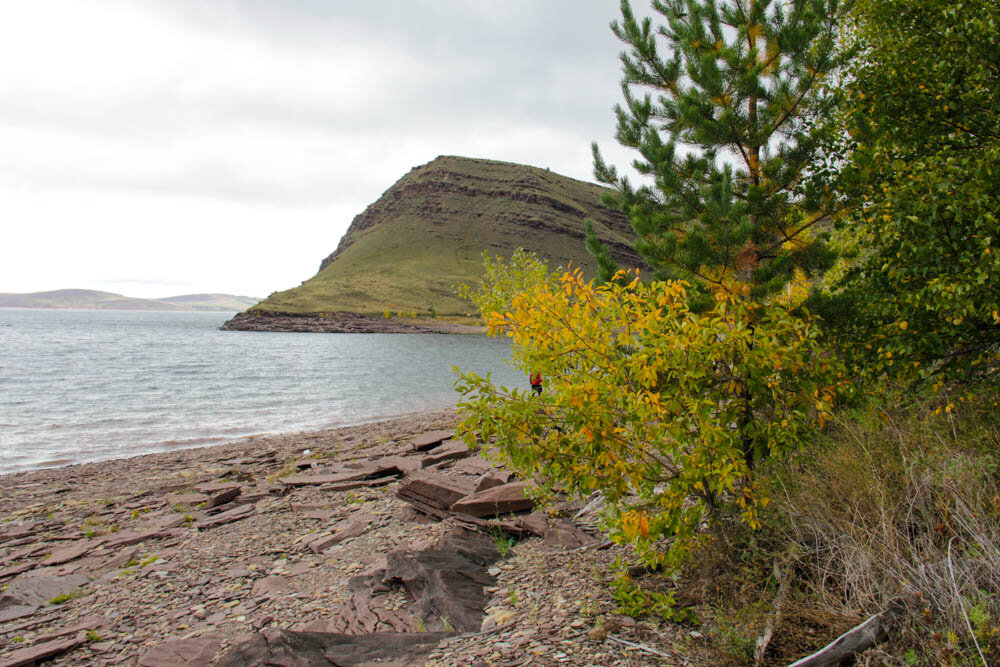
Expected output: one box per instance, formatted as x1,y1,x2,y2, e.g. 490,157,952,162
227,155,641,330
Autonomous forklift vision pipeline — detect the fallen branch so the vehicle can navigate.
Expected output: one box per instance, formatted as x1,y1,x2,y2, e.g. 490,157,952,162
455,620,518,639
755,559,792,665
606,634,674,659
786,595,914,667
568,540,614,554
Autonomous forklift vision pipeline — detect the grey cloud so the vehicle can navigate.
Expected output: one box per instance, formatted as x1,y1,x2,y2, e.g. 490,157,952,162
1,0,647,208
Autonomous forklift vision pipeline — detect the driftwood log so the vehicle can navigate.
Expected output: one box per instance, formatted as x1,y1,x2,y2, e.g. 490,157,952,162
786,595,914,667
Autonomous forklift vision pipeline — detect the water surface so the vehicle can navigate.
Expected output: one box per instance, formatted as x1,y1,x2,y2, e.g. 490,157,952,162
0,309,521,474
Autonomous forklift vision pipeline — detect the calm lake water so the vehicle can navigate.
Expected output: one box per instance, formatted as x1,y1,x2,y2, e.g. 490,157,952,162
0,309,522,475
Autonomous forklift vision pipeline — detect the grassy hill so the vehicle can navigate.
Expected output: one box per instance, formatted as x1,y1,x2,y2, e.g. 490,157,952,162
249,156,640,318
0,289,260,311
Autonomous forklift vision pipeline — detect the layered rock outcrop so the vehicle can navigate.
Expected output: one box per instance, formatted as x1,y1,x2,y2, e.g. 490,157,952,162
224,156,642,332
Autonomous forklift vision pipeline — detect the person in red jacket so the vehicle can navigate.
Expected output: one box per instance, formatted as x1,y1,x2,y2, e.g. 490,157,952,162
529,372,543,395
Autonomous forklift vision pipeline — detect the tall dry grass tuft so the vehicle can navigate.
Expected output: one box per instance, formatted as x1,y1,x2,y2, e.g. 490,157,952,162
775,394,1000,663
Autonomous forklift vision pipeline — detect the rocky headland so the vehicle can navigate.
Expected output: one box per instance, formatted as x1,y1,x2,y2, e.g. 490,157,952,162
0,412,693,666
223,156,643,333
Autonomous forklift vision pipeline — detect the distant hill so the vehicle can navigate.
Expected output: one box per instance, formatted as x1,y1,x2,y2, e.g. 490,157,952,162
0,289,260,312
155,294,262,311
226,156,639,331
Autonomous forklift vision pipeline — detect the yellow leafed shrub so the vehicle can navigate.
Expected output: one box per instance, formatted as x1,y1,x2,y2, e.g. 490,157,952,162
457,266,841,566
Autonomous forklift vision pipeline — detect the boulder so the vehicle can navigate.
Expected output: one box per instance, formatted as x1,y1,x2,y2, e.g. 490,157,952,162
100,546,141,571
450,482,537,518
449,456,496,475
278,473,345,487
410,430,453,452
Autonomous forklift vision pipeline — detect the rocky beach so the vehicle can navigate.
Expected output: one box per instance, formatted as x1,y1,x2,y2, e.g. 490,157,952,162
0,410,695,666
221,312,484,335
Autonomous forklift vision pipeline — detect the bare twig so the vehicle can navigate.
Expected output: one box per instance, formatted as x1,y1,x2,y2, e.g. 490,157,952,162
606,634,674,659
754,558,792,665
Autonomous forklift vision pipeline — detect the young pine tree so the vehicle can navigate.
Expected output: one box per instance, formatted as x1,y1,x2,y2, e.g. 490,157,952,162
457,1,852,566
587,0,847,306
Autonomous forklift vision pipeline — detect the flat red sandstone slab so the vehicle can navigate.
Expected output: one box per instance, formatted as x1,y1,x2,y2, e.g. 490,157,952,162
102,529,165,549
137,636,222,667
410,430,453,451
306,514,376,553
278,466,376,486
1,636,85,667
197,503,255,529
397,472,476,511
46,540,98,566
421,440,474,467
166,493,209,507
450,482,537,518
194,482,242,494
33,613,111,642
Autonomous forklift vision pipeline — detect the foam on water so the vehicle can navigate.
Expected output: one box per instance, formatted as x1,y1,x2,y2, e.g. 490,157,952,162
0,309,521,474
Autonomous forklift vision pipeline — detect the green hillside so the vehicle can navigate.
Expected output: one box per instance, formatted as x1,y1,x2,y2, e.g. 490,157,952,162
251,156,639,318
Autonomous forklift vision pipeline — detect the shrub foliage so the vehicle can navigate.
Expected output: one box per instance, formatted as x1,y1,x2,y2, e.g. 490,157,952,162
457,266,839,565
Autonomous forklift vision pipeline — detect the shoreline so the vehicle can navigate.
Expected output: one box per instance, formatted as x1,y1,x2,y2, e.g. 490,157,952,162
0,408,461,480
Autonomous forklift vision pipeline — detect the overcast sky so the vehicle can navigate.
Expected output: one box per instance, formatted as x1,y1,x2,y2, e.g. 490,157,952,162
0,0,650,299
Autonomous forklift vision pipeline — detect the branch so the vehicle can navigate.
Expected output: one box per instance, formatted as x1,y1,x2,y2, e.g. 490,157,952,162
786,594,915,667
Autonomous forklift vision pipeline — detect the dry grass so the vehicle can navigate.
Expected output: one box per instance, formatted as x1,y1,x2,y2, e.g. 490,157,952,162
668,391,1000,665
772,394,1000,664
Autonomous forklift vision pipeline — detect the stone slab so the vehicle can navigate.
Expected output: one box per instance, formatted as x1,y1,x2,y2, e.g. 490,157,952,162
137,636,222,667
0,636,85,667
450,481,537,518
410,430,454,451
